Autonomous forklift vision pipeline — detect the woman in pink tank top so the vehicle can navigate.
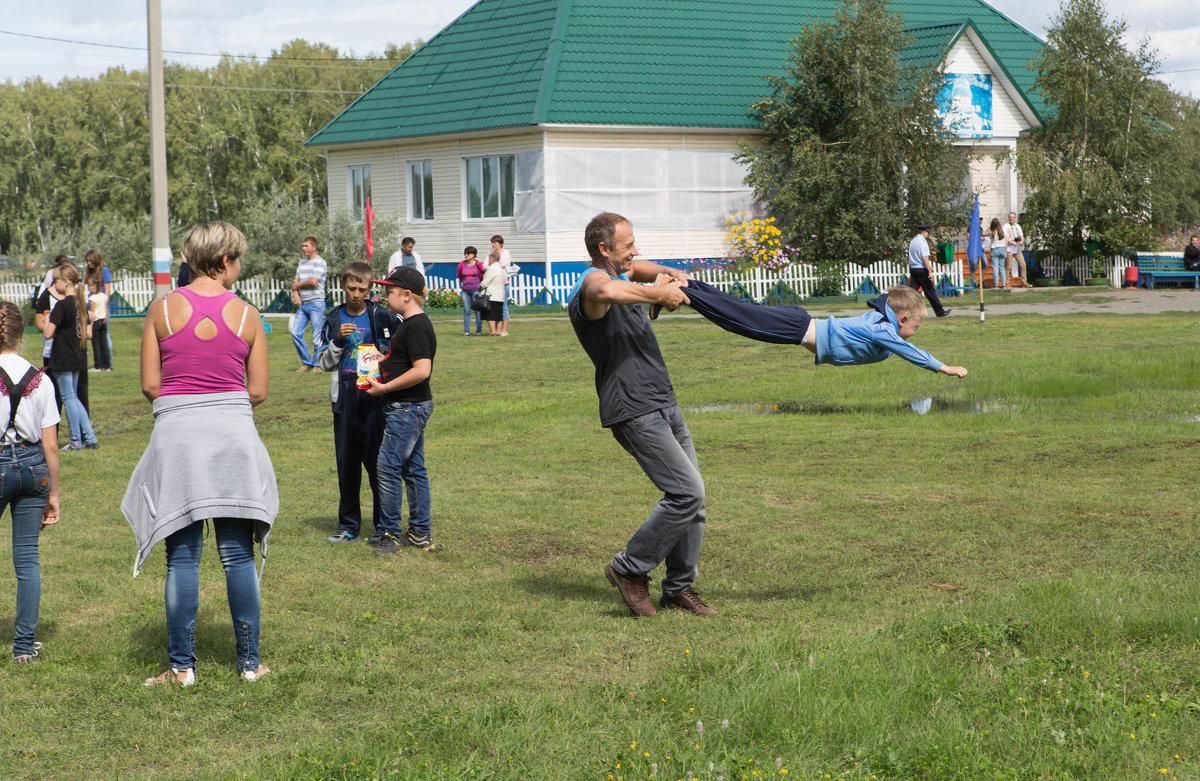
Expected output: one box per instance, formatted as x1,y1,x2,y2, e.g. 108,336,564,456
123,221,277,687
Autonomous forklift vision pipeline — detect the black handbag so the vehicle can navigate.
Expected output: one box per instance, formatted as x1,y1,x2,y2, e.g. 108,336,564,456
470,291,490,313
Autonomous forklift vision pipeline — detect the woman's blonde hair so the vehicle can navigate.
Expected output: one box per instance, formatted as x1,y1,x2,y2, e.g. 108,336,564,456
56,263,88,342
0,301,24,353
181,221,247,278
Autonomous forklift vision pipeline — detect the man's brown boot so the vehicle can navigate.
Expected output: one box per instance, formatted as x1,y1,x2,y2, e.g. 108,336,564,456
660,586,717,616
605,563,656,617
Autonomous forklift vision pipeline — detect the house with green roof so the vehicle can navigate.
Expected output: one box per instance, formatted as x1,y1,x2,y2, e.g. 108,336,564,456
305,0,1045,284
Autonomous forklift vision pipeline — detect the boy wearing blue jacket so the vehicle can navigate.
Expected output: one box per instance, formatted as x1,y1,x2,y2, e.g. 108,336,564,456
317,262,401,543
658,279,967,377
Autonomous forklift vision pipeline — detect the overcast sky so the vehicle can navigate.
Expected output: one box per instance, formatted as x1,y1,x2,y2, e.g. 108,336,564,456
1,0,1197,99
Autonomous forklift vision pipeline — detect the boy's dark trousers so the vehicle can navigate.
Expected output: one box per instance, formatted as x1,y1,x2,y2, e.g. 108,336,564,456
908,268,948,316
91,319,111,369
333,373,386,536
683,278,812,344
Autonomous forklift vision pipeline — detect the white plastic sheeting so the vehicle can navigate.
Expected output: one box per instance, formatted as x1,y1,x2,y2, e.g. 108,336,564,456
514,148,756,233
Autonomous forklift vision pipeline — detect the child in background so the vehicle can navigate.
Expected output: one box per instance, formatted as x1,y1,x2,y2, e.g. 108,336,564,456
365,267,438,555
87,279,111,372
657,279,968,377
43,264,100,450
0,302,61,664
317,262,400,544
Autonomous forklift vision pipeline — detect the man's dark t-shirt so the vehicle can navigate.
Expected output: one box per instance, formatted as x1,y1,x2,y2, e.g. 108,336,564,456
569,269,676,427
379,312,436,403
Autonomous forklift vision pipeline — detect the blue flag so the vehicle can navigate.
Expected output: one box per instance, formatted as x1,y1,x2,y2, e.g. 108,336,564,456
967,193,982,264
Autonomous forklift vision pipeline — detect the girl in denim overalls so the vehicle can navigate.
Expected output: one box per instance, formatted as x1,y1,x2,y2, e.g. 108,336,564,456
0,301,61,664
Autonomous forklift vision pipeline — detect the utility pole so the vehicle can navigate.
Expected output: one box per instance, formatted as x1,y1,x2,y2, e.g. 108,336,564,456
147,0,172,297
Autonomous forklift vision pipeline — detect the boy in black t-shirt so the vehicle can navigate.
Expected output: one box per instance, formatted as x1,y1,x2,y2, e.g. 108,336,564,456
365,267,438,555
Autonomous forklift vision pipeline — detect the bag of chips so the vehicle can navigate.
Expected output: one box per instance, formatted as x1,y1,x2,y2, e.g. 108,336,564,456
355,344,383,389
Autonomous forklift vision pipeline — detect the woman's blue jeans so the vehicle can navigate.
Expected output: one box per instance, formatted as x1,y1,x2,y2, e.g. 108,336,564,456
163,519,261,671
2,443,50,657
460,290,483,333
49,369,96,445
501,282,511,321
990,247,1007,286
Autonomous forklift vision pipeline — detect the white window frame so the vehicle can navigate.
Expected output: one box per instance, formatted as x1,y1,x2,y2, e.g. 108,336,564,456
347,164,371,217
463,154,515,220
407,159,434,222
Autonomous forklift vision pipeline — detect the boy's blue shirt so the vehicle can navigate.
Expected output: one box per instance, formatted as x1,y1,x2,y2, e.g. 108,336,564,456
814,294,943,372
318,302,402,407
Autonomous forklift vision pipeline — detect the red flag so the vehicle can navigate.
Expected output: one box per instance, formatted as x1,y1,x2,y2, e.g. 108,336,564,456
365,197,375,260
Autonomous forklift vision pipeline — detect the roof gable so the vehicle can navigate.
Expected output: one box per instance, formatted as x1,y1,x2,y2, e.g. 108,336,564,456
306,0,1046,147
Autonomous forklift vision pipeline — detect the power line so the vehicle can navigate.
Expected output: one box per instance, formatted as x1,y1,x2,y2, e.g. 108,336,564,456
0,28,408,63
105,81,366,95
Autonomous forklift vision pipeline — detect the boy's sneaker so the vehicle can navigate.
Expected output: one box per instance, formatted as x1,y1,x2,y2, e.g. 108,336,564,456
659,586,717,616
367,532,383,545
400,532,439,552
62,442,84,452
326,530,358,543
12,641,42,665
84,441,100,450
374,531,405,556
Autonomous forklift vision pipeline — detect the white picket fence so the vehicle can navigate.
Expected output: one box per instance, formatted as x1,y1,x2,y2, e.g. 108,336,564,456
0,254,1147,314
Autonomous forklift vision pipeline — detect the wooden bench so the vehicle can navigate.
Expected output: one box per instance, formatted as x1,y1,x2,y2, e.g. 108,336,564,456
1136,254,1200,290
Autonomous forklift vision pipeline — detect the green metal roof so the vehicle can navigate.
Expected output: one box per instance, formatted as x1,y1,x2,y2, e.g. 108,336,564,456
306,0,1045,147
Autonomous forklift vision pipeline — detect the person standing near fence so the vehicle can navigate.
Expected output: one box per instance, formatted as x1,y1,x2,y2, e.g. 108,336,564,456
291,236,327,373
1003,212,1027,286
42,264,99,451
986,218,1007,288
389,237,425,276
86,279,111,372
457,247,485,335
907,224,950,318
490,235,512,337
85,250,114,369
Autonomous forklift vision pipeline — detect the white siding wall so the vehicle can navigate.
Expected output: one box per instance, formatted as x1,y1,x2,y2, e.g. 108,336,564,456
326,147,402,213
969,146,1014,225
332,131,545,267
943,37,1032,138
547,228,728,266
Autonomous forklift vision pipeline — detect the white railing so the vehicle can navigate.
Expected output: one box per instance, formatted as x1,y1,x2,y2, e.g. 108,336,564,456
1036,254,1132,287
0,253,1153,312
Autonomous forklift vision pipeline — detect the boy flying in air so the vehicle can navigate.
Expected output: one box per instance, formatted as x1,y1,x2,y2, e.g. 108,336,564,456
658,278,968,377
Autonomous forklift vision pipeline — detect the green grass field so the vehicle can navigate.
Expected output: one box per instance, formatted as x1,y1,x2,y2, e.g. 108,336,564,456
2,299,1199,780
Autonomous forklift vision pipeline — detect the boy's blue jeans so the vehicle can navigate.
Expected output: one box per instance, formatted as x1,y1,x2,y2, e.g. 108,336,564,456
163,519,261,671
377,400,433,539
607,405,705,597
291,300,326,367
2,443,50,657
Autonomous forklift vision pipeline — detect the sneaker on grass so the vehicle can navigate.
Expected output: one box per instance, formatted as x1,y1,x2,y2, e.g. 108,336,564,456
400,531,439,552
326,530,357,543
374,532,404,556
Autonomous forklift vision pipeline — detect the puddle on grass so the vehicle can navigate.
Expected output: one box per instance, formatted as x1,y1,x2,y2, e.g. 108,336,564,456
685,398,1008,416
907,397,1010,415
